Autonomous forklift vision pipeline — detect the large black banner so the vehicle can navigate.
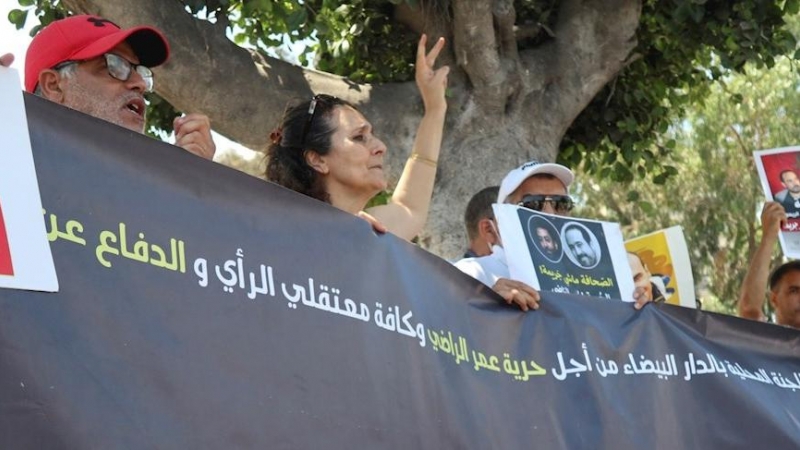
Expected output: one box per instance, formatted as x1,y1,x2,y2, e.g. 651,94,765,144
1,95,799,449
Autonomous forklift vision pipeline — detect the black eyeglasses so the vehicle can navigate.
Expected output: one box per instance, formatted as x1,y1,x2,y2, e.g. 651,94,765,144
300,94,338,148
518,194,575,213
55,53,154,92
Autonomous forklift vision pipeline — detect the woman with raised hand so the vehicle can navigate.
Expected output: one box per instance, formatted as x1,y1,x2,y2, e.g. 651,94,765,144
266,35,449,241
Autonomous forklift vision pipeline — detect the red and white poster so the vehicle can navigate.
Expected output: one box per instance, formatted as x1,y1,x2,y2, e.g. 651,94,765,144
0,67,58,291
494,204,634,301
754,146,800,258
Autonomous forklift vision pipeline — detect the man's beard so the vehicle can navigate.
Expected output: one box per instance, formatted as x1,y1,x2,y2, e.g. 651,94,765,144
62,78,146,133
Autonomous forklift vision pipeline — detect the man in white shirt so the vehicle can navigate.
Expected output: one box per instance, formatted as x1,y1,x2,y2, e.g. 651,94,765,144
455,160,651,311
455,161,573,311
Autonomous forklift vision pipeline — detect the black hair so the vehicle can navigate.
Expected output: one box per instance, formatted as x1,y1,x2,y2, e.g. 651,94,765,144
564,224,591,244
780,169,797,183
464,186,499,240
265,95,357,203
530,216,556,237
768,260,800,291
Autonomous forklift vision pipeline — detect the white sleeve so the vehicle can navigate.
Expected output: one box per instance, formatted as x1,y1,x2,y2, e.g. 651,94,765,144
453,258,494,288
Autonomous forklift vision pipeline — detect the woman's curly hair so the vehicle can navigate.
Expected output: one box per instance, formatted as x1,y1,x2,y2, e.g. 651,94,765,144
266,95,356,203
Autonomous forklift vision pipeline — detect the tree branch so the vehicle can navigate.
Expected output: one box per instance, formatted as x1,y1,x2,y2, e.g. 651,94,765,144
518,0,642,155
394,2,425,35
514,23,544,41
59,0,421,153
728,123,750,158
551,0,641,122
494,0,518,61
451,0,505,109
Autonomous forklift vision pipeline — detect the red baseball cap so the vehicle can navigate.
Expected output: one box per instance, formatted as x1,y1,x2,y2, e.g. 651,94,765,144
25,15,169,93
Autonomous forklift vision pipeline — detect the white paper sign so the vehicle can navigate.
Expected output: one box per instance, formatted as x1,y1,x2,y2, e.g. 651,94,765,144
0,67,58,291
753,146,800,258
494,204,634,301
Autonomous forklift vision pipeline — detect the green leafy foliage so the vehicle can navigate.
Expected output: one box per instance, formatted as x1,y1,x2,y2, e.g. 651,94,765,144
12,0,423,130
312,2,417,83
11,0,800,302
10,0,64,35
226,0,419,82
10,0,800,182
218,0,799,176
575,51,800,313
8,8,28,29
143,92,182,139
559,1,798,185
365,190,391,208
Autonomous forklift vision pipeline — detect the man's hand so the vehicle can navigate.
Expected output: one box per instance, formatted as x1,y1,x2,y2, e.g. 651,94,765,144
0,53,14,67
737,201,787,321
174,114,215,160
492,278,540,312
633,286,652,310
762,201,787,239
357,211,388,234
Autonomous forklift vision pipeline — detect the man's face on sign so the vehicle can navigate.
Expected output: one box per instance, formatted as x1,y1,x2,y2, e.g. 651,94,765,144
536,226,558,255
565,227,596,266
782,171,800,194
628,253,653,301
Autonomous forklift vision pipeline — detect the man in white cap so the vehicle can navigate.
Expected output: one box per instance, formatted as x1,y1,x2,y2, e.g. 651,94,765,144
2,15,214,159
455,160,651,311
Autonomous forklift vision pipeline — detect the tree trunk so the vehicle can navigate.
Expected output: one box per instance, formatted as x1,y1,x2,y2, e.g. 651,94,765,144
61,0,642,259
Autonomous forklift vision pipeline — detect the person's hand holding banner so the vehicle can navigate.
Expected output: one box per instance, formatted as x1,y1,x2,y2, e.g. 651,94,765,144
492,278,541,311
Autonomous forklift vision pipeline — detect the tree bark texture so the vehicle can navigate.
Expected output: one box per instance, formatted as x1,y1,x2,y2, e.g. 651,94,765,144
62,0,642,259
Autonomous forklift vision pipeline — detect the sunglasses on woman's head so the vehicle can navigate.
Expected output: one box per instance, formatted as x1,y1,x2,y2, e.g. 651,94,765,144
517,194,575,214
301,94,339,147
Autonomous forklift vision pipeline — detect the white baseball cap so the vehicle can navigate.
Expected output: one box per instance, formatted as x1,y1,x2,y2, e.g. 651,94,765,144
497,160,574,203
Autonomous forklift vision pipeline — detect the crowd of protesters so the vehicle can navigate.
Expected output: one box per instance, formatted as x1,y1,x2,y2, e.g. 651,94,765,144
3,14,797,330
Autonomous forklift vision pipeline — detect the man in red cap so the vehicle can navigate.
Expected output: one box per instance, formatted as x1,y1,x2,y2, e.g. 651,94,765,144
2,15,214,159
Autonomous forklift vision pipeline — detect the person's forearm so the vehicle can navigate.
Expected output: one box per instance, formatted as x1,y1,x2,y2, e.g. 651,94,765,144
369,32,449,241
738,236,777,320
387,107,447,230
